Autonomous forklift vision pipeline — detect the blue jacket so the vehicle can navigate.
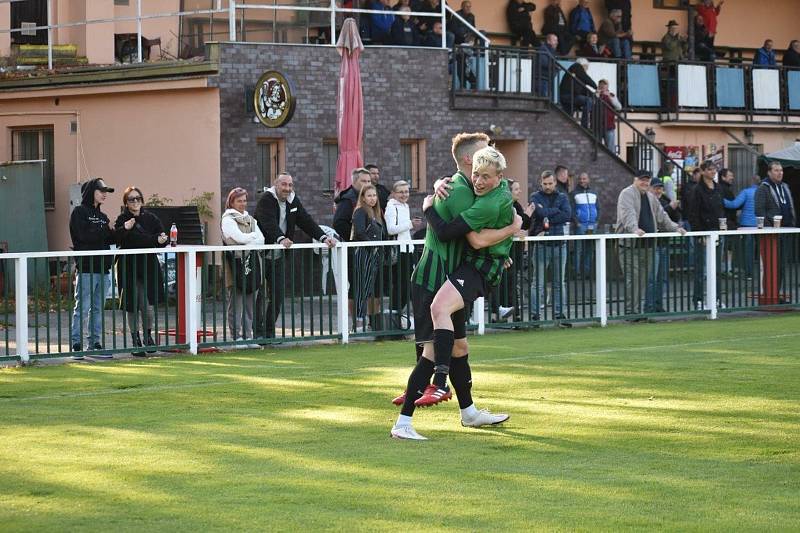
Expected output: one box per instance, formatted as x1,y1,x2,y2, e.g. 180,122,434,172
724,184,758,227
569,6,595,35
569,185,599,227
370,1,395,34
753,47,776,66
530,190,572,236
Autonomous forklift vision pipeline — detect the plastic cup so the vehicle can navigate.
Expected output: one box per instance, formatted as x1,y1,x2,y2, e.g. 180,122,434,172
718,218,727,231
564,222,571,236
773,215,783,228
757,216,765,229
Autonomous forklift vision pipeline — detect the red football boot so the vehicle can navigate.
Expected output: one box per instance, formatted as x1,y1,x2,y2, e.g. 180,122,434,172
414,384,452,407
392,391,407,406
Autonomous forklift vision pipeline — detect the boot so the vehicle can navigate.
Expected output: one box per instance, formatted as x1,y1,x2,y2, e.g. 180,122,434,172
131,331,146,357
144,329,157,353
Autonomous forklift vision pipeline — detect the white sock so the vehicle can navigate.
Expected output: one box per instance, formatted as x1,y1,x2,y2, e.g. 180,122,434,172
395,414,413,427
461,404,479,419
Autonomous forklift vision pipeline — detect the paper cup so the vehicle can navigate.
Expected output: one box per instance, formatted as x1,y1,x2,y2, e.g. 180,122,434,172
757,216,765,229
718,218,727,231
773,215,783,228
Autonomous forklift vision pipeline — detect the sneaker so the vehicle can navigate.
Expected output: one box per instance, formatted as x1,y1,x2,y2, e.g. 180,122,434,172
390,425,428,440
70,344,84,361
695,300,703,311
717,300,726,309
498,306,515,320
391,391,407,406
246,343,262,350
461,409,510,428
555,313,572,328
90,342,113,359
414,384,452,407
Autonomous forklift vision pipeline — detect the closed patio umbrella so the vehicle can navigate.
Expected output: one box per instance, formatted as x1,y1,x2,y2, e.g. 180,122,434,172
334,18,364,195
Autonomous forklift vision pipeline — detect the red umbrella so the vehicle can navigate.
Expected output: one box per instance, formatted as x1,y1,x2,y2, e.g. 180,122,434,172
334,18,364,195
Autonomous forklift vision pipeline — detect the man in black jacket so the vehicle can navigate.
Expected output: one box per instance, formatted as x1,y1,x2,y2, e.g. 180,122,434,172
254,173,338,339
69,177,116,358
506,0,538,48
559,58,597,128
542,0,575,55
333,168,372,241
366,163,390,211
688,161,724,309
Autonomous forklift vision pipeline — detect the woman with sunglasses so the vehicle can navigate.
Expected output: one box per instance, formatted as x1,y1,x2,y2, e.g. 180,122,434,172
114,187,168,356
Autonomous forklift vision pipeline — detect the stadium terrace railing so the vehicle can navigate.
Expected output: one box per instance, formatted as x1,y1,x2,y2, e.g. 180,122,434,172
3,228,800,362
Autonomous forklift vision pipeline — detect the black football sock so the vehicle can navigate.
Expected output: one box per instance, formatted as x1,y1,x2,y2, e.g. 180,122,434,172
449,354,473,409
400,357,435,417
415,342,423,362
432,329,454,388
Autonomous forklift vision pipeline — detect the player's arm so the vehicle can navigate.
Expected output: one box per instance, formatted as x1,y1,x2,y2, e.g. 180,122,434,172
465,218,521,249
424,200,521,249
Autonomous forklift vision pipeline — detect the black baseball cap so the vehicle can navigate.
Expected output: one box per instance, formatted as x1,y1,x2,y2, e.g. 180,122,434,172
96,179,114,193
635,170,652,180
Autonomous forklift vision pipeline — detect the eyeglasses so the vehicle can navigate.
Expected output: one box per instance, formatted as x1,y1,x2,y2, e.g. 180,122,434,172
126,197,143,203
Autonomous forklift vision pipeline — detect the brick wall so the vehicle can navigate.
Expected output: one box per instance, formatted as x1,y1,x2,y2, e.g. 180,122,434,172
212,43,633,240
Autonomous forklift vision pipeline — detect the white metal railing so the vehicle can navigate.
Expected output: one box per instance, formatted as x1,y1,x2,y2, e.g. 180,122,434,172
3,228,799,363
1,1,491,70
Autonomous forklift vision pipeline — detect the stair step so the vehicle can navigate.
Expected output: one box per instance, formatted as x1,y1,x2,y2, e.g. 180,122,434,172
15,44,78,58
15,56,89,66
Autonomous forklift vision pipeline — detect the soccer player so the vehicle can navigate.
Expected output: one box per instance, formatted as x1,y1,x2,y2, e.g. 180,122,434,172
390,139,520,441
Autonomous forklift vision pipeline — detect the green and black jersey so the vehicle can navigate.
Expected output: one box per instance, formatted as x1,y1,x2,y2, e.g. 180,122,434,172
412,171,475,292
460,179,514,286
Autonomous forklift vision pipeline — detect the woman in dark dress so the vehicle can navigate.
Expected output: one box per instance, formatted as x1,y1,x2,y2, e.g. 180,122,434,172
114,187,168,356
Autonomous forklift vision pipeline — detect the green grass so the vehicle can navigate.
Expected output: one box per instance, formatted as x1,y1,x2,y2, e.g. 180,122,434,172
1,315,799,531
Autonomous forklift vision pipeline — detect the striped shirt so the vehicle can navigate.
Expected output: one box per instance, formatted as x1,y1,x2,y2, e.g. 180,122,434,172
461,180,514,286
412,171,475,292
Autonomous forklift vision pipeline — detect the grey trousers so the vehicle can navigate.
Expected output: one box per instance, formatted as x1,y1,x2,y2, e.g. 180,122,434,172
620,245,651,315
227,287,254,340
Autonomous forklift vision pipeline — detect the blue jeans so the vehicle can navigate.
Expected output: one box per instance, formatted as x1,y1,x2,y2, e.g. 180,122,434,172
573,224,595,277
608,37,632,59
70,272,107,346
531,243,567,316
645,245,669,312
604,129,617,154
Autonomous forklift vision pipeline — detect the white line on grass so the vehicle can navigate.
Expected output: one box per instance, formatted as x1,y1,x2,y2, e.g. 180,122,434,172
4,331,798,403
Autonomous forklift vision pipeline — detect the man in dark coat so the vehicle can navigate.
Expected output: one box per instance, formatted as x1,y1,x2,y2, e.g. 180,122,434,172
333,168,373,241
542,0,575,55
559,58,597,128
506,0,538,47
254,173,338,339
688,161,725,309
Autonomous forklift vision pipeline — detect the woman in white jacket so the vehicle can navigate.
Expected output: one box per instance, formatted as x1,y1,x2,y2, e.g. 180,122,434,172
384,180,422,317
221,187,265,347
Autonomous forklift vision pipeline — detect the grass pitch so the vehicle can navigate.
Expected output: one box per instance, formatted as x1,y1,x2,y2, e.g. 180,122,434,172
1,315,799,531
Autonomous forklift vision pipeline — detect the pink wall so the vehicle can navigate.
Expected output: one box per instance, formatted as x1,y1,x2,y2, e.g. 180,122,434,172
0,80,221,251
0,3,9,57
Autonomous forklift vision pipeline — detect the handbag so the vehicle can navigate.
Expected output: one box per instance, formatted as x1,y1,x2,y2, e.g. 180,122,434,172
224,250,262,294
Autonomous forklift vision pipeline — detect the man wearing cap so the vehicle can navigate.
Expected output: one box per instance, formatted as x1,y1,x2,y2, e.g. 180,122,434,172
69,177,116,359
616,171,685,318
661,20,687,62
645,177,681,313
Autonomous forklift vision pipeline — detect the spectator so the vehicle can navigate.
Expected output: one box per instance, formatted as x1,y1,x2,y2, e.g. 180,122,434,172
569,0,596,44
537,33,559,96
784,40,800,68
598,9,632,59
333,168,373,242
365,164,390,211
718,168,738,230
644,177,681,313
69,178,116,359
570,171,599,279
506,0,538,48
390,6,420,46
221,187,265,348
393,0,412,10
682,167,702,225
661,20,687,62
604,0,631,33
493,179,532,321
385,180,422,320
756,162,795,228
559,58,597,129
369,0,395,44
542,0,575,55
688,161,725,310
657,161,678,202
555,164,571,194
414,0,443,36
597,79,621,154
351,184,388,331
254,173,337,340
754,40,777,67
578,32,610,58
114,186,168,357
615,171,684,317
422,19,454,48
530,170,573,322
693,14,716,62
725,174,760,279
449,0,475,45
695,0,723,49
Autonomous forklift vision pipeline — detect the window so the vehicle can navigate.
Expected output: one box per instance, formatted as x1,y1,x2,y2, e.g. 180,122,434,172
114,0,130,5
400,139,426,191
256,138,285,191
653,0,689,8
11,127,55,209
322,139,338,191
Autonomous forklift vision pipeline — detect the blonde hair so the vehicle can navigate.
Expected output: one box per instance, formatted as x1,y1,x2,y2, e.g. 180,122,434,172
472,146,507,174
392,180,410,192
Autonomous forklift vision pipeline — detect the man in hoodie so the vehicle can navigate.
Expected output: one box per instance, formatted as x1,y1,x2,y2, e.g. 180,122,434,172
254,173,337,339
69,178,116,359
570,172,599,279
756,162,795,295
530,170,572,323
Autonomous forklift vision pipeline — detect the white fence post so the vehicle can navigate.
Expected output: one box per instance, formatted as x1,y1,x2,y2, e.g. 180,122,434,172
330,0,337,46
474,297,485,335
706,233,718,319
228,0,236,41
184,249,198,355
47,0,52,70
595,236,607,326
136,0,143,63
15,258,29,363
337,243,349,343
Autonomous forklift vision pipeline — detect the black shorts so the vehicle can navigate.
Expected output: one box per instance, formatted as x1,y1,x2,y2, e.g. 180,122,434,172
412,284,466,343
447,262,490,306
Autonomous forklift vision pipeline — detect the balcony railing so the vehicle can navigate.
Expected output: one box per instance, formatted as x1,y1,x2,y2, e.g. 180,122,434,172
3,229,799,363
